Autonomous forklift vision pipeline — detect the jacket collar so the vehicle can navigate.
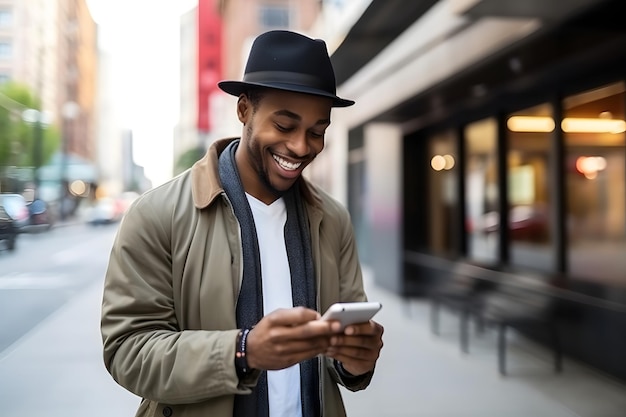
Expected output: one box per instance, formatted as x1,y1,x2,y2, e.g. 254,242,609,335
191,137,322,210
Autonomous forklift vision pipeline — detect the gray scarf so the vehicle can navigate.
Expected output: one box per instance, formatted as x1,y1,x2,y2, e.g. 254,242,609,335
218,140,320,417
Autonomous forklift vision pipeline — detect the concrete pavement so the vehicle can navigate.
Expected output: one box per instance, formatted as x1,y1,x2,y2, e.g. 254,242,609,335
342,275,626,417
0,281,139,417
1,269,626,416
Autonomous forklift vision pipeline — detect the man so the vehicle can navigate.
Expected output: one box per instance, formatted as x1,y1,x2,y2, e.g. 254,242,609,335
101,30,384,417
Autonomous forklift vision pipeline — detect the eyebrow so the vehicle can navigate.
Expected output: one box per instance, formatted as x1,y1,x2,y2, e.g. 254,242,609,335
274,109,331,126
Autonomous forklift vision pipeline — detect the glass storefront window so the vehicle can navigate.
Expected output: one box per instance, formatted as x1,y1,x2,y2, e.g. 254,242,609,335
564,82,626,287
427,130,458,256
465,118,498,263
506,103,555,271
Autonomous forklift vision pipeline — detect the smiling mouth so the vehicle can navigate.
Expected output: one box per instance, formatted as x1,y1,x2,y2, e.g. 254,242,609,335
272,154,302,171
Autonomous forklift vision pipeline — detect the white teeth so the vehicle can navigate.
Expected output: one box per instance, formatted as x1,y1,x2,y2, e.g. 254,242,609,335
272,154,302,171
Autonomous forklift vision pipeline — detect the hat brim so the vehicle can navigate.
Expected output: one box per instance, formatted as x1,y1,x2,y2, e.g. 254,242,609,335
218,80,355,108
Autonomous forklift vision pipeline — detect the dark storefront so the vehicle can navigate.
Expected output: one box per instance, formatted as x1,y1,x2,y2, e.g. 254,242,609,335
333,0,626,382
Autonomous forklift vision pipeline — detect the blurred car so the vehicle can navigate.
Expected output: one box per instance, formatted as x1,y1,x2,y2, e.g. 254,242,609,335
85,197,124,225
0,205,18,251
0,193,30,251
24,198,55,232
0,194,30,231
477,204,549,242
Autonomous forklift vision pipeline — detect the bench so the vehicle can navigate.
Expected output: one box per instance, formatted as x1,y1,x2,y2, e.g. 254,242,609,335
477,284,563,375
428,263,563,375
429,265,496,353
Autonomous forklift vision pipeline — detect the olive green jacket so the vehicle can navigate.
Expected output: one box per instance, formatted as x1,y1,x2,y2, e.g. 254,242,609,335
101,138,373,417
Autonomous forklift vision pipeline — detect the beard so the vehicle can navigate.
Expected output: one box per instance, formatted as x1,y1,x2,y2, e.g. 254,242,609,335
244,122,285,198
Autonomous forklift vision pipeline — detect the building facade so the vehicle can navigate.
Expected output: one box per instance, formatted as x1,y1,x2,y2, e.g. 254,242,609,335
175,6,200,173
0,0,98,159
318,0,626,382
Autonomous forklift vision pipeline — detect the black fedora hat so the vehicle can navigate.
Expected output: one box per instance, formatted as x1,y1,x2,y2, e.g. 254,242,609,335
218,30,354,108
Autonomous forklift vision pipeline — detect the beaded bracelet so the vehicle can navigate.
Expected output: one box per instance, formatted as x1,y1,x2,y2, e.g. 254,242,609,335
235,328,252,379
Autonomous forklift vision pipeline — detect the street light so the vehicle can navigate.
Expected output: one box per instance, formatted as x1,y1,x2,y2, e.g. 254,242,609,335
60,101,79,221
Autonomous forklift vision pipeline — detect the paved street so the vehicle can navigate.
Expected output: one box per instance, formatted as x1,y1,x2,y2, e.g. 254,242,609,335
1,224,625,416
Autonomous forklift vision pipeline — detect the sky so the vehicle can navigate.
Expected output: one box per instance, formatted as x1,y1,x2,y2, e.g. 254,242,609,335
86,0,198,187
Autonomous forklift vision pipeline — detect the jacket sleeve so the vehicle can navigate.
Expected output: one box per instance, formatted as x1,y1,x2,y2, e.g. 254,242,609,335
326,357,374,391
329,198,375,391
100,191,258,404
336,200,369,305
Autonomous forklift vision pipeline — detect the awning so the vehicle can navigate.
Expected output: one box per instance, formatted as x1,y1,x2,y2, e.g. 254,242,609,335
37,152,98,183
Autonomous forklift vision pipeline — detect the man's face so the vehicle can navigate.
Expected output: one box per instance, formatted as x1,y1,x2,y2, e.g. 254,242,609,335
236,89,333,204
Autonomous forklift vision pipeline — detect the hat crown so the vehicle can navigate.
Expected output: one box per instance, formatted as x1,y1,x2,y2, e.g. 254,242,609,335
243,30,337,94
217,30,354,107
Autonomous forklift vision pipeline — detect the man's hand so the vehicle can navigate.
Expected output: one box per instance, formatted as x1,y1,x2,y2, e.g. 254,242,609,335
245,307,335,370
324,320,384,376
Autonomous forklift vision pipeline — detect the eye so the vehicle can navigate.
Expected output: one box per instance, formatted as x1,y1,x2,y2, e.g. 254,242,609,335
275,123,292,132
309,130,325,139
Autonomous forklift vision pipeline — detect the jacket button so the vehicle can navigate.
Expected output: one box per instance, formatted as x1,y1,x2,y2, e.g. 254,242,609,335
162,406,173,417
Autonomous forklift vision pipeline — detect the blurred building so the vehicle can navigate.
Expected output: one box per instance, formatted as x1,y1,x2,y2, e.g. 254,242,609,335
175,0,324,175
121,129,151,194
175,0,224,175
1,0,58,116
93,50,123,197
216,0,322,139
312,0,626,383
2,0,98,160
175,6,200,173
0,0,99,212
60,0,98,164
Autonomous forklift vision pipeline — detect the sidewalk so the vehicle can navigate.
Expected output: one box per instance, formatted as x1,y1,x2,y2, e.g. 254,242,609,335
0,281,140,417
343,275,626,417
1,270,625,416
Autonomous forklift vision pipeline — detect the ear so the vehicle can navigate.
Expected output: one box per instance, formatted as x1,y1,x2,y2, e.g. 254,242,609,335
237,95,250,124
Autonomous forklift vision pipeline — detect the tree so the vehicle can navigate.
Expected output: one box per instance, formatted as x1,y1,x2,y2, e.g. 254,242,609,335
0,82,61,169
174,146,206,176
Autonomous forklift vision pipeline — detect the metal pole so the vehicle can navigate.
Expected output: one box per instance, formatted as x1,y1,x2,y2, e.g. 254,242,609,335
60,119,68,221
60,101,78,222
33,113,43,190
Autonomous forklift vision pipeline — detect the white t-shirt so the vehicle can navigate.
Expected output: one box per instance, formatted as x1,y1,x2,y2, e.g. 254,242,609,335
247,194,303,417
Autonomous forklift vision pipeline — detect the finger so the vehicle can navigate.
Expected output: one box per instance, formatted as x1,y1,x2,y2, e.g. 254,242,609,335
328,344,381,361
343,320,384,336
330,334,384,352
271,336,331,355
327,354,375,376
256,339,332,370
264,306,321,326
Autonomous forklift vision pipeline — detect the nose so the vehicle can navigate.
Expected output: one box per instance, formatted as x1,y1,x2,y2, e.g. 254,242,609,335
286,130,310,158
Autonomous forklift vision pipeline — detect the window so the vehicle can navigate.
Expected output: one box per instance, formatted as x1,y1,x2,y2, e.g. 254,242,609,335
563,82,626,287
427,130,459,256
465,118,499,263
0,41,12,58
506,103,555,271
259,4,290,29
0,10,12,28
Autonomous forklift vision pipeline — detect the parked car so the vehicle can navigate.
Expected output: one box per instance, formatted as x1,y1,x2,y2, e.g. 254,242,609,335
85,197,124,225
477,204,549,242
0,194,30,231
0,193,30,251
117,191,140,214
25,198,55,232
0,205,17,251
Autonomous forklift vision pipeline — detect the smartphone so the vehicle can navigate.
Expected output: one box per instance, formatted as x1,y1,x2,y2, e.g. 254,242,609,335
321,301,382,330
